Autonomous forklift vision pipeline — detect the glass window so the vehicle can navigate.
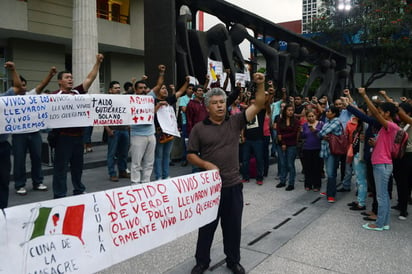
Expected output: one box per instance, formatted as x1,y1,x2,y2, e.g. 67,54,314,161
96,0,130,24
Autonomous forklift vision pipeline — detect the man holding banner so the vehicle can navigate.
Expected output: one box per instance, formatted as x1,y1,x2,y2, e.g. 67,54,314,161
51,54,104,199
11,66,57,195
129,65,165,185
187,73,266,274
104,80,130,182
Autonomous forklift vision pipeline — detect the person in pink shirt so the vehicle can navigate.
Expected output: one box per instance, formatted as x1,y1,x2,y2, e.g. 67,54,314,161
358,87,399,231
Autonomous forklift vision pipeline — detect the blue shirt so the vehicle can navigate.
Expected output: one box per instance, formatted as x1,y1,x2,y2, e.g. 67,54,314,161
270,100,282,124
179,95,191,125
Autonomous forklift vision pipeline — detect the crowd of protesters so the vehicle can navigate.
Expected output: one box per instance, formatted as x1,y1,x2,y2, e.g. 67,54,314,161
2,59,412,273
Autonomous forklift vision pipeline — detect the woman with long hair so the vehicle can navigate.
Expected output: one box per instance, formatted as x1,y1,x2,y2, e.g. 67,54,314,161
358,88,399,231
318,106,343,203
276,104,300,191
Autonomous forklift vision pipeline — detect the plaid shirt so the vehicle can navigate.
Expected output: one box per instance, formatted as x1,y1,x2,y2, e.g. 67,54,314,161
318,117,343,159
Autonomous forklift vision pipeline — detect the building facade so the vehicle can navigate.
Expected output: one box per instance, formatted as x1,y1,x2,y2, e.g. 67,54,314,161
302,0,323,34
0,0,145,93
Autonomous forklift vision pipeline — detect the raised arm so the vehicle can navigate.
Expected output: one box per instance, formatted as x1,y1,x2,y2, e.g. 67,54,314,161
245,73,265,122
175,76,190,99
222,69,230,91
4,62,23,94
378,90,393,103
35,66,57,94
343,89,354,104
227,82,242,107
203,74,210,91
82,54,104,91
398,106,412,125
358,87,389,129
151,64,166,97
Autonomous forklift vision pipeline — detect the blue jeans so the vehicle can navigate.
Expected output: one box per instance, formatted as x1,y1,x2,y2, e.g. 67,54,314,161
181,124,188,160
0,141,11,209
325,154,339,198
263,136,270,176
107,129,129,177
83,126,93,144
241,139,264,181
341,162,353,190
270,129,278,156
52,135,86,198
154,139,174,180
277,146,297,186
12,132,44,189
373,163,393,228
353,153,367,206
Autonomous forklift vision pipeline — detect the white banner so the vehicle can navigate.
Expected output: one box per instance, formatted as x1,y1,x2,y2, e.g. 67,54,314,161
0,94,155,134
207,58,223,81
0,171,222,274
157,105,180,137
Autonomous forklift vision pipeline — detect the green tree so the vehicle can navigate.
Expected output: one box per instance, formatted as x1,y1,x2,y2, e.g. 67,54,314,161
310,0,412,87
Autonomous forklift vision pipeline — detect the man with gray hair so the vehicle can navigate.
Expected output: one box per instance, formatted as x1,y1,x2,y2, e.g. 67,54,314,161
187,73,266,274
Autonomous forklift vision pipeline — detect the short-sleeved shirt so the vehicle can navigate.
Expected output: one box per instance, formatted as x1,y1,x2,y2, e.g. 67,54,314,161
188,112,247,188
130,91,155,136
371,121,399,165
179,95,191,125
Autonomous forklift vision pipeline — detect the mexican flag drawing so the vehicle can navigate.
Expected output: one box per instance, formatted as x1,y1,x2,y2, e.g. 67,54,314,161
29,205,85,244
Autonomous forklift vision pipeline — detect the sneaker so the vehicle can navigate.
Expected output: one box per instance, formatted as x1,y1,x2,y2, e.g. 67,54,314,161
320,192,327,196
33,184,48,191
256,180,263,185
327,197,335,203
241,179,249,183
399,212,408,220
16,187,27,195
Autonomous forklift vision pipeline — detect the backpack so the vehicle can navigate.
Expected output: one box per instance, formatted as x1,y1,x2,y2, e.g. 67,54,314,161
391,124,410,159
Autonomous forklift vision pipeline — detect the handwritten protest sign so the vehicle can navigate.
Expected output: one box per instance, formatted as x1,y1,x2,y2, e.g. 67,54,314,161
0,95,49,133
0,171,221,274
0,94,155,133
90,94,154,126
208,58,223,81
157,105,180,137
47,94,92,128
235,73,247,87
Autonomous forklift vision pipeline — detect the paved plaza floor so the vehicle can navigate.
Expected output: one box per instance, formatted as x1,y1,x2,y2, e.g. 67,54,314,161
7,143,412,274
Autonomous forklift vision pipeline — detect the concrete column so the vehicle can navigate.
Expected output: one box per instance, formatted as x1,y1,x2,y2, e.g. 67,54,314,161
72,0,99,94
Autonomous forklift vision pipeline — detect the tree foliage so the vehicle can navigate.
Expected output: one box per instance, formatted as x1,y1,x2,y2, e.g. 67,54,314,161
310,0,412,87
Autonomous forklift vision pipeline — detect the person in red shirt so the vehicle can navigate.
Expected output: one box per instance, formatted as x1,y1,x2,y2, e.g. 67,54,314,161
186,85,209,136
52,54,104,199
